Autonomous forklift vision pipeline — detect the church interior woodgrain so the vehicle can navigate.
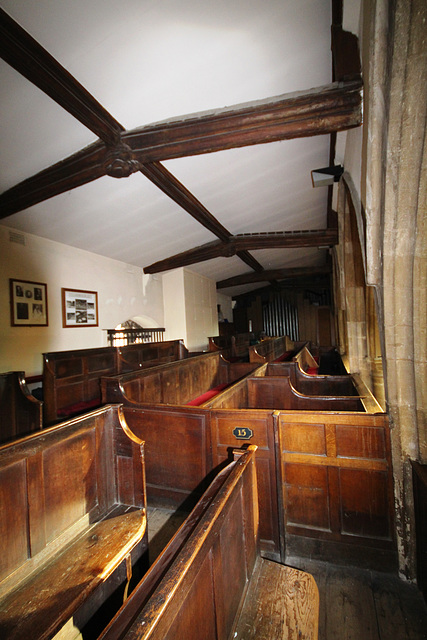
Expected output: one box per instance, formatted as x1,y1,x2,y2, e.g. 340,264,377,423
0,1,426,638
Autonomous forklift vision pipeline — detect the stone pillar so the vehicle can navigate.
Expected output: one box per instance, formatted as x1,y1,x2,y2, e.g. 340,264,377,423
364,0,427,579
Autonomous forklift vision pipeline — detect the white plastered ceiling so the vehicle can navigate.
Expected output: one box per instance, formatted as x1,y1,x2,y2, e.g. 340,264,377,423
0,0,333,297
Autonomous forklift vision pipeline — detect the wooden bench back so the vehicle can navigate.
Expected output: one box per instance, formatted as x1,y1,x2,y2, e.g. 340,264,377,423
0,371,42,443
117,340,188,373
43,346,117,424
102,352,258,407
0,405,145,598
248,335,294,363
100,446,259,640
208,332,251,360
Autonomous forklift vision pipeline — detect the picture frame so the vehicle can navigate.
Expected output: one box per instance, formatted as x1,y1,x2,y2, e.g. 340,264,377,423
61,288,98,328
10,279,48,327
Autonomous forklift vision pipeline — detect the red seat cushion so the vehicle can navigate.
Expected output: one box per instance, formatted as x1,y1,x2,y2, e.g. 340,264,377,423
57,398,100,417
274,351,291,362
306,367,319,375
187,383,229,406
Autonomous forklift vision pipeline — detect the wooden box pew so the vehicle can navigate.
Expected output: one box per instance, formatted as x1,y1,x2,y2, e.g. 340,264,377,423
98,446,319,640
101,351,259,409
42,340,190,426
208,332,251,361
241,375,364,412
0,371,43,444
0,405,148,640
204,376,395,569
265,361,357,396
248,335,297,364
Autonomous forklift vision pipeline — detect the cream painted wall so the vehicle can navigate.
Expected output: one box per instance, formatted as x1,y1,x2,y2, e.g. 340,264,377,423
184,269,218,352
216,292,233,323
162,269,187,344
162,268,218,351
0,225,164,375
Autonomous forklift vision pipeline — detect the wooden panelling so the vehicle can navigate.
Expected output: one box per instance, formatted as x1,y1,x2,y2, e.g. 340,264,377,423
123,406,212,509
0,460,28,581
278,412,394,551
0,371,43,443
43,340,188,424
0,405,147,639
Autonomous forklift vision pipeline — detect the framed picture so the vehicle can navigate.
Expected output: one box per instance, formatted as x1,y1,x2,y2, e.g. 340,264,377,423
61,288,98,328
10,279,48,326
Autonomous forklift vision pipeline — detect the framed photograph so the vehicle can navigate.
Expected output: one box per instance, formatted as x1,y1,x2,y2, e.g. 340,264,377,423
10,279,48,326
61,288,98,328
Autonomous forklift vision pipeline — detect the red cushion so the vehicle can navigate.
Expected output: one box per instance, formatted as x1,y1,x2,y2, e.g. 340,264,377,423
274,351,291,362
187,383,229,406
57,398,100,417
306,367,318,375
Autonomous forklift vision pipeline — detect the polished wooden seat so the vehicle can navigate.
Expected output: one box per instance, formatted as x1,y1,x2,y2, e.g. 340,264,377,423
0,405,147,640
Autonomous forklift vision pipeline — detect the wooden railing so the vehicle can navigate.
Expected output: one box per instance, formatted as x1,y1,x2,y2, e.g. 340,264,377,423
106,327,165,346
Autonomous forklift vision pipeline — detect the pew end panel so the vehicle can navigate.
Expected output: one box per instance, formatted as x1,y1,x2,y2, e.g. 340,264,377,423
100,446,319,640
98,449,246,640
209,408,281,561
0,371,43,443
0,405,148,640
278,411,397,570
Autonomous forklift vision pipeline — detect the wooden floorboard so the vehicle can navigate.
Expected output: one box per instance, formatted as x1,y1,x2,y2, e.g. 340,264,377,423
146,505,188,565
145,508,427,640
287,556,427,640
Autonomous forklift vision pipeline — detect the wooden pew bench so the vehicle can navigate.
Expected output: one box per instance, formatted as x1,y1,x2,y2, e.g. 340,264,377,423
0,370,43,443
99,446,319,640
0,405,147,640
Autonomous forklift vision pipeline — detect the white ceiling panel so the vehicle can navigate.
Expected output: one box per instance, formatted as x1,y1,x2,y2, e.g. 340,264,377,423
0,0,334,297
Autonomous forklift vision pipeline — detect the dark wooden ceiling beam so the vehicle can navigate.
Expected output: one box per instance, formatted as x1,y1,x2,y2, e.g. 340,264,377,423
0,144,107,219
124,80,362,163
144,229,338,273
216,265,332,289
0,79,362,219
0,8,124,146
138,162,231,242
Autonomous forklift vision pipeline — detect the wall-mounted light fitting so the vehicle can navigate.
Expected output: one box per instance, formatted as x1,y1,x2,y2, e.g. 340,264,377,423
311,165,344,187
